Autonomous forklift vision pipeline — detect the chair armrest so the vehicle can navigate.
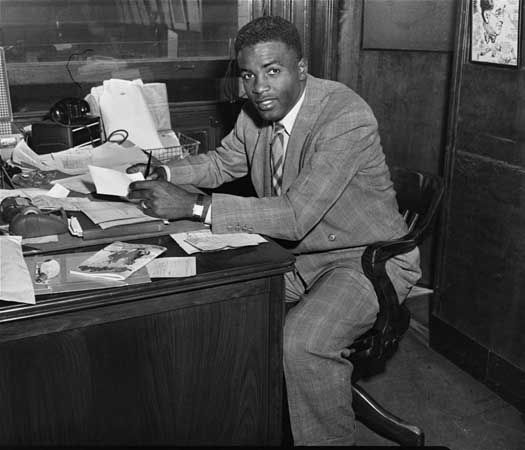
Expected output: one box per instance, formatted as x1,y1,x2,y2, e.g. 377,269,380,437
347,234,415,364
361,235,418,278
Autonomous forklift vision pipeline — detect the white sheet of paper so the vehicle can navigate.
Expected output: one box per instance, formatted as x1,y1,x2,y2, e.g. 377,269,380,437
146,257,196,278
0,235,36,304
98,79,164,150
10,140,52,171
46,183,70,198
88,165,144,197
49,173,94,194
45,141,149,176
79,200,158,228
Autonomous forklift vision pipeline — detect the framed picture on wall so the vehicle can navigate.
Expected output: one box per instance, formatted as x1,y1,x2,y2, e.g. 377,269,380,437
471,0,522,67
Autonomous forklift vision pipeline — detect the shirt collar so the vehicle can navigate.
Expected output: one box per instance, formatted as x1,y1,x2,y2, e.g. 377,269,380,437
279,88,306,135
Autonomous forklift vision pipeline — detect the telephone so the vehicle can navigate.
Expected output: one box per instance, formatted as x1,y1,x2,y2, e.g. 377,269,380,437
0,196,68,238
31,97,101,154
48,97,91,125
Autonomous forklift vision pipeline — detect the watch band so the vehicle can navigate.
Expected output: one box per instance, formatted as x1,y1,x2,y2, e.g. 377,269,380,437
192,194,205,220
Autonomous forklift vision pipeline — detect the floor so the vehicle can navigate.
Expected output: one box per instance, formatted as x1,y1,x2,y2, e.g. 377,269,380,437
353,293,525,449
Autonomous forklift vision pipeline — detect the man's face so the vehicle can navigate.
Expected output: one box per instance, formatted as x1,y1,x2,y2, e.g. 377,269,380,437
483,0,506,36
237,41,306,122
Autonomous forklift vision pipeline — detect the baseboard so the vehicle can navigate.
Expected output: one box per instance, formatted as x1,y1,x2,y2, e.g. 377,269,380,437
429,315,525,413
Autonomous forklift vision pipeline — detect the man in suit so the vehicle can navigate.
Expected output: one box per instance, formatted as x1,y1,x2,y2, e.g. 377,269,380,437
128,15,421,446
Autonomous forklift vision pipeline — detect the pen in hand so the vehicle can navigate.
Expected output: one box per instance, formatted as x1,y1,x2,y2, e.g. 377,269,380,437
144,150,152,179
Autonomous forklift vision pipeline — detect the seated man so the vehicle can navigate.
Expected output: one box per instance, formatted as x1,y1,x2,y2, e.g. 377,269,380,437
127,15,421,446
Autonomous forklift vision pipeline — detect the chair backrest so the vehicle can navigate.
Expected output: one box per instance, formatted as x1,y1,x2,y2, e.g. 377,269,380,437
348,167,444,376
391,167,444,244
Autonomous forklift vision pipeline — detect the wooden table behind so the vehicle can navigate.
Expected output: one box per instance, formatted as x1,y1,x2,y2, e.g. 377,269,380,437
0,235,295,446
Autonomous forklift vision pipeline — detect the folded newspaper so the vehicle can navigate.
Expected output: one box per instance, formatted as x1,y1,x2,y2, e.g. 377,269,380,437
171,229,267,254
70,241,166,280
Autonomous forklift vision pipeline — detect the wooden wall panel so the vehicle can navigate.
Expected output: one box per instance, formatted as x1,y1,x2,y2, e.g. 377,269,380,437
456,65,525,166
357,51,451,173
439,152,525,368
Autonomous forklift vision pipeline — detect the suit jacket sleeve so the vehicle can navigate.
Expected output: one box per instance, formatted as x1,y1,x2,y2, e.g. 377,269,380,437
164,109,253,188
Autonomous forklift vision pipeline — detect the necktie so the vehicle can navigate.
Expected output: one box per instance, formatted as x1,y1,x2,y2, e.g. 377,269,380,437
271,122,286,196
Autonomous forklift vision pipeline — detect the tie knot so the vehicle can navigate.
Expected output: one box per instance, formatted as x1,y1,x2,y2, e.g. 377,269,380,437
273,122,285,135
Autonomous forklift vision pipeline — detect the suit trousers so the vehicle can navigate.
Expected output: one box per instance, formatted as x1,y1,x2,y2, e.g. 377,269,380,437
283,267,378,446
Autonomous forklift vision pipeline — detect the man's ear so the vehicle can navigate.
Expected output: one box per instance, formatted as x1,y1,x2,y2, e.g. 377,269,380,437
298,59,307,80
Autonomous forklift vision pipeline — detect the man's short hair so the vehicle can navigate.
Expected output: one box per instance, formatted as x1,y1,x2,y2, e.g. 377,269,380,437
234,16,303,59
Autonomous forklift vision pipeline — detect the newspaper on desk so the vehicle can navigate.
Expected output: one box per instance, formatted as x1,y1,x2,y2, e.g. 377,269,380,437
11,138,149,177
171,229,267,254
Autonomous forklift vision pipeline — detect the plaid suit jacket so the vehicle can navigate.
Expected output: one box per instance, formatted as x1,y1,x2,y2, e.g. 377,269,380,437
167,75,420,289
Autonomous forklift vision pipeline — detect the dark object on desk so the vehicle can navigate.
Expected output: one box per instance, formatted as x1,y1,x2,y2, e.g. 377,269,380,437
347,167,444,446
0,156,20,188
144,150,152,178
11,169,64,188
71,211,167,241
0,196,39,223
48,98,90,125
31,116,101,154
0,196,69,238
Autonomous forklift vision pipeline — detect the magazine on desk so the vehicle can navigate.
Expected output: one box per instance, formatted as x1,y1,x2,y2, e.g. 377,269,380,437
70,241,166,281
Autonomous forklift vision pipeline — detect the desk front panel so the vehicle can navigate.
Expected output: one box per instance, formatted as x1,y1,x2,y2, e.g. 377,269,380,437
0,274,285,445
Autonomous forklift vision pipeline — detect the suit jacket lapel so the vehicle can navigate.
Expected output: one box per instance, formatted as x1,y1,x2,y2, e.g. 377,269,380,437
282,78,319,193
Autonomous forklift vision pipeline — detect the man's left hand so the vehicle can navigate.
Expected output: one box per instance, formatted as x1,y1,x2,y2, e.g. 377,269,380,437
127,180,200,220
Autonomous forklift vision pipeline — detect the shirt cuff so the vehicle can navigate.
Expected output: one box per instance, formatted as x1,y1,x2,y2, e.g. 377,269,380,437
161,165,171,182
204,204,212,224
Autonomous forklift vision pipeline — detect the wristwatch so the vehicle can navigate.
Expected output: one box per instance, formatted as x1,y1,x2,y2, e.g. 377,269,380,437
192,194,205,221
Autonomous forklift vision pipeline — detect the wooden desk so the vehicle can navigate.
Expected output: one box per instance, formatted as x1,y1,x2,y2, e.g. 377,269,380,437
0,235,295,446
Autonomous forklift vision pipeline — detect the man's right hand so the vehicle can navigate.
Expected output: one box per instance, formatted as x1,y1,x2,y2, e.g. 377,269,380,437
126,164,167,181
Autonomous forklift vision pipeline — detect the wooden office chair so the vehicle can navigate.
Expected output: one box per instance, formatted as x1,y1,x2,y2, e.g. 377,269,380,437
347,167,444,446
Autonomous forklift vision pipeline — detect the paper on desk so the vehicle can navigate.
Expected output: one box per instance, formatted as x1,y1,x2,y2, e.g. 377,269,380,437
0,188,50,203
88,165,144,197
170,229,267,254
11,140,52,171
31,195,91,211
146,257,196,278
41,141,149,176
0,235,35,304
46,183,70,198
96,79,164,150
79,200,159,229
49,173,94,195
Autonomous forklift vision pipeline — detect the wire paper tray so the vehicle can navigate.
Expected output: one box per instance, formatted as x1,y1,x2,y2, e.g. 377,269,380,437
147,132,199,164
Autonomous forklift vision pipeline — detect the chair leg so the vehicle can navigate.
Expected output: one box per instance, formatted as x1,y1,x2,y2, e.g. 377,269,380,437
352,383,425,447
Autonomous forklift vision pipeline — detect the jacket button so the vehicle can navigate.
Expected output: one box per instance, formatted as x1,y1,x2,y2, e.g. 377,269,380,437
328,234,336,241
